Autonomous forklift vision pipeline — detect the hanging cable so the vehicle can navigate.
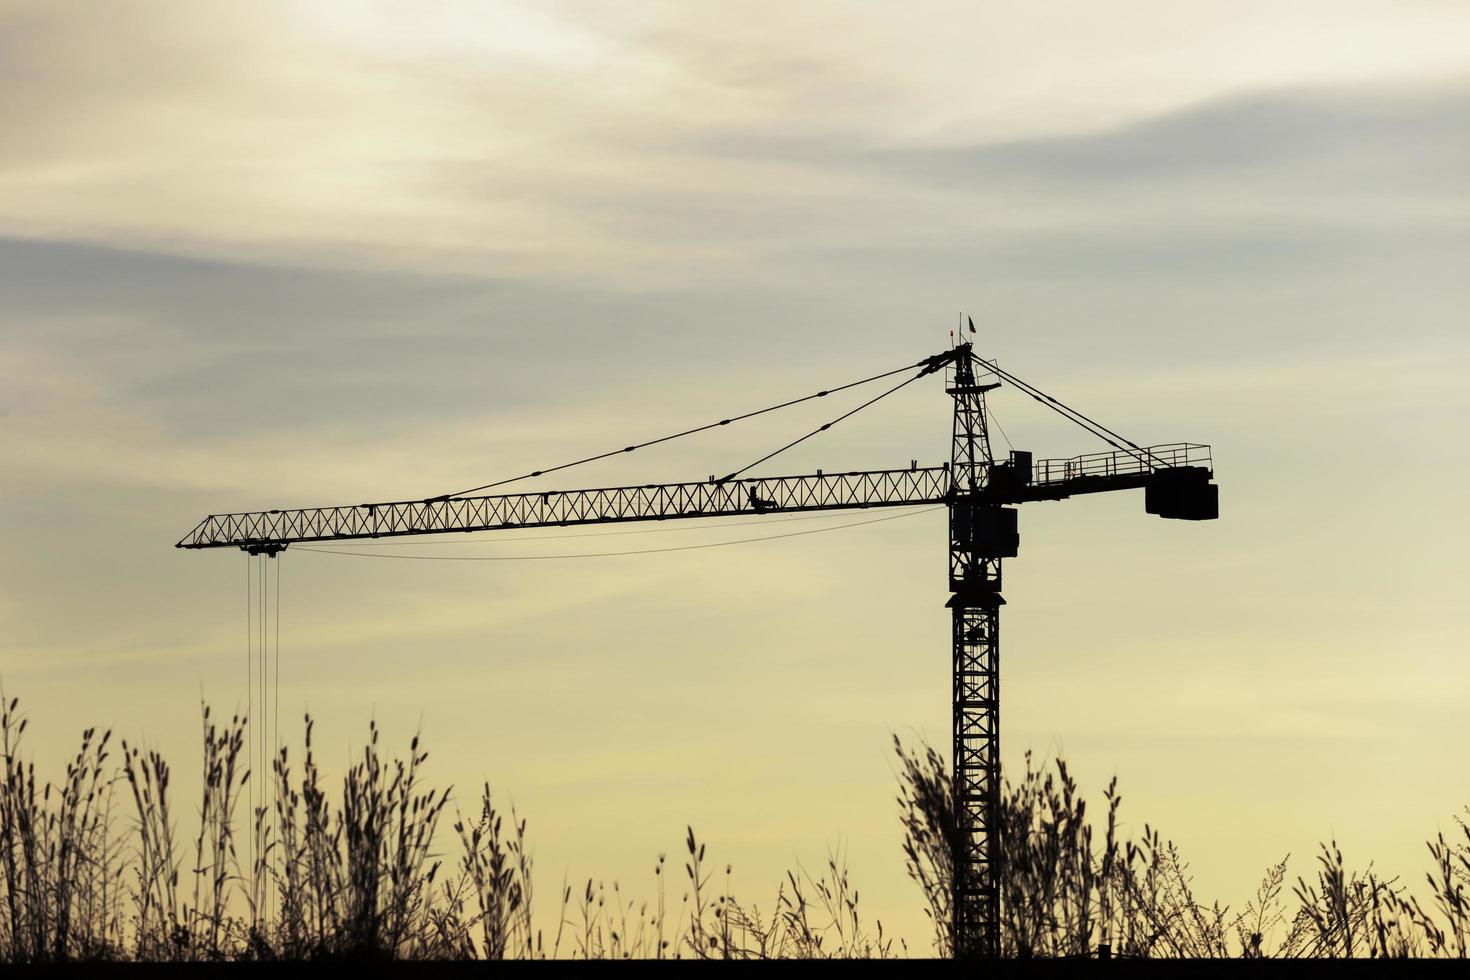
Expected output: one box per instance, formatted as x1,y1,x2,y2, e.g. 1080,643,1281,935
273,554,281,916
245,554,253,894
434,353,948,500
325,508,867,546
717,367,933,483
294,506,941,561
258,555,265,922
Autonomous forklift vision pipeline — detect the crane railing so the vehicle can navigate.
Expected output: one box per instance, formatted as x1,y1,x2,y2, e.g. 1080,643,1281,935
1030,443,1211,487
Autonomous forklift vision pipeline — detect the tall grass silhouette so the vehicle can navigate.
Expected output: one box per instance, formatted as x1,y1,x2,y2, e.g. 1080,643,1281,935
1,693,1464,960
893,736,1469,958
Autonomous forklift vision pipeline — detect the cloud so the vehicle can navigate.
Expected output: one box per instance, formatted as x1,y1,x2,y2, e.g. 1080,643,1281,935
890,83,1466,178
2,1,1470,285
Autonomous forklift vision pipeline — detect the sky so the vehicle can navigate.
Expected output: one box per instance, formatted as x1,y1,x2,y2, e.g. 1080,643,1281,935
3,0,1469,951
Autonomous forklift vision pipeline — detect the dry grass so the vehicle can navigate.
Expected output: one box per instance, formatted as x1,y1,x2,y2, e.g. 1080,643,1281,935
1,691,1465,960
894,736,1470,959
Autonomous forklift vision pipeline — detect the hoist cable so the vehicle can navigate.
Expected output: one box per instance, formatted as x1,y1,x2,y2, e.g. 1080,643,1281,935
244,554,252,884
273,555,281,920
325,508,866,546
972,354,1163,468
258,556,265,914
717,367,931,483
435,355,942,500
294,506,940,561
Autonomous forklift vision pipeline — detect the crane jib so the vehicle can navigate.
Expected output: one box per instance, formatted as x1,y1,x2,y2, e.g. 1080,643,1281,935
176,443,1214,553
177,466,950,552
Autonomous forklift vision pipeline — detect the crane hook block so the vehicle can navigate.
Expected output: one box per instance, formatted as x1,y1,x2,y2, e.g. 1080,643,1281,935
1145,468,1219,521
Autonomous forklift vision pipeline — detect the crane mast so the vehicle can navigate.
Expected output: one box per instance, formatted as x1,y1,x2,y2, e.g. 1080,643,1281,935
947,350,1007,958
178,341,1219,959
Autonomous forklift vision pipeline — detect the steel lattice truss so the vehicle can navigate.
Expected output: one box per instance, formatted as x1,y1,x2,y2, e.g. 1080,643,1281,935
176,444,1213,553
946,351,1006,957
952,601,1000,957
177,467,951,551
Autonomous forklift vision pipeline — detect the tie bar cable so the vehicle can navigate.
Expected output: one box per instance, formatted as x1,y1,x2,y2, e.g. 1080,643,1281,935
434,352,951,501
716,365,934,483
972,353,1165,469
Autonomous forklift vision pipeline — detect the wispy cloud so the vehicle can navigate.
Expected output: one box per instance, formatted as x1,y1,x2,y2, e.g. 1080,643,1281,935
3,1,1469,282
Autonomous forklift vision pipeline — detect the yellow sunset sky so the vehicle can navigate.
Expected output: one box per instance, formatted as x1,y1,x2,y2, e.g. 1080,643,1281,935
3,0,1469,950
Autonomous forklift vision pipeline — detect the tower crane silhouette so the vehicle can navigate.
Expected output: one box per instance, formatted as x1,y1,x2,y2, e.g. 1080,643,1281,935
178,341,1218,958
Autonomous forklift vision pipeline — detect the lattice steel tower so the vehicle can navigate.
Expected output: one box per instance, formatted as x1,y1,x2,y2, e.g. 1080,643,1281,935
946,348,1012,958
